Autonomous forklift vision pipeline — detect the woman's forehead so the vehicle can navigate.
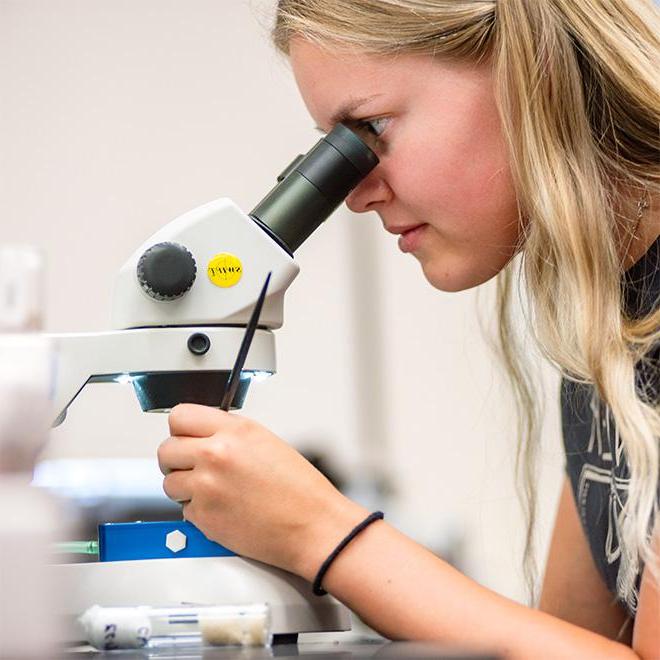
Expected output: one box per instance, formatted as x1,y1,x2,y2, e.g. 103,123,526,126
289,39,422,128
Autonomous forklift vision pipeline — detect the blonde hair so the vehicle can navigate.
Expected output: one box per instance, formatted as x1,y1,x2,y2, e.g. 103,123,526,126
273,0,660,611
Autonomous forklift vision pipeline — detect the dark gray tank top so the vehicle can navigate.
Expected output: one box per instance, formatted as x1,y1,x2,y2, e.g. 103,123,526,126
561,233,660,616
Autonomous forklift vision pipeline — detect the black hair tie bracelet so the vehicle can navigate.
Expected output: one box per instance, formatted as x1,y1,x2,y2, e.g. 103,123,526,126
312,511,384,596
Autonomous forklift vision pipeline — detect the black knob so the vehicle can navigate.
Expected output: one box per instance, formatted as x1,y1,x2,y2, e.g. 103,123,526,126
137,242,197,301
187,332,211,355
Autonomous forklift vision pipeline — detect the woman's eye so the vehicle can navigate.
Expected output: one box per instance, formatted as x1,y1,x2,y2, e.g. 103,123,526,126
361,117,389,137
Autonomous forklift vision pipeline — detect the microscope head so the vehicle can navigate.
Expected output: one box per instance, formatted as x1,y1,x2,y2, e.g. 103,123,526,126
51,124,378,425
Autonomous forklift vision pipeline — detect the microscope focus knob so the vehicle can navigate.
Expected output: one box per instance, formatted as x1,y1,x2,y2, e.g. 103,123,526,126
137,242,197,301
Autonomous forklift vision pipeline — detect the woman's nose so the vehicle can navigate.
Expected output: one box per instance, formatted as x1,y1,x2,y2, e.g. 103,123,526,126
345,172,392,213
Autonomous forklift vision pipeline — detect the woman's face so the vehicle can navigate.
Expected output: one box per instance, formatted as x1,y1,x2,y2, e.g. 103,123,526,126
289,40,521,292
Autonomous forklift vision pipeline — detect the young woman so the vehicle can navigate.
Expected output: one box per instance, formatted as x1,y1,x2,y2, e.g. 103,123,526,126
157,1,660,657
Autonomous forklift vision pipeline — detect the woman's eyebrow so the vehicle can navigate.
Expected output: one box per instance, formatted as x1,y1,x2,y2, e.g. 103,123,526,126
314,94,383,132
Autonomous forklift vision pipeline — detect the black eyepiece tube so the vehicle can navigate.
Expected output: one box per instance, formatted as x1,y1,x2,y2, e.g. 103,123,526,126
249,124,379,254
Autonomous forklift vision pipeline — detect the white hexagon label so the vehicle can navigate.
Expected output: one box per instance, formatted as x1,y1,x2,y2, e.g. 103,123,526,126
165,529,187,553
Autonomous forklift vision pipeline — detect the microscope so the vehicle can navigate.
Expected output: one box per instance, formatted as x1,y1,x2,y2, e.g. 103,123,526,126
48,124,378,644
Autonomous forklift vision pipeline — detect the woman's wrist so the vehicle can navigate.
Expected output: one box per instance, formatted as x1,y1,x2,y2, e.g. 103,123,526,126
312,511,384,596
293,495,370,583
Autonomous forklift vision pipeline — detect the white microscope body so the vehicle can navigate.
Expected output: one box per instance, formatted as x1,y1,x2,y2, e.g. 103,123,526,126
48,124,379,643
52,197,293,426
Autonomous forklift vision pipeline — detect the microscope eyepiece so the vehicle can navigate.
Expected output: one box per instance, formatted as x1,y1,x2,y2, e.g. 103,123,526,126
322,123,379,176
250,124,379,254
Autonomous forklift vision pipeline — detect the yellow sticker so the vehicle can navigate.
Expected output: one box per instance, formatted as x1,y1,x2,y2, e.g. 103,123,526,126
207,253,243,288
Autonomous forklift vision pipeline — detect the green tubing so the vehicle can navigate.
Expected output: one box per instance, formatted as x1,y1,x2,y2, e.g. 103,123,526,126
54,540,99,555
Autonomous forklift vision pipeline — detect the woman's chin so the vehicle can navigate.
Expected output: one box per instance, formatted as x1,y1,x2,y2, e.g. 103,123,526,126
419,258,499,293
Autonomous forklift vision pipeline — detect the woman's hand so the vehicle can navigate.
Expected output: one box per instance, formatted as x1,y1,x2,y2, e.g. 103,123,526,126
157,403,368,580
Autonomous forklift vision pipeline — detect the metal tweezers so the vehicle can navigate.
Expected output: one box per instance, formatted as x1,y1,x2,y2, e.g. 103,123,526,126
219,272,272,411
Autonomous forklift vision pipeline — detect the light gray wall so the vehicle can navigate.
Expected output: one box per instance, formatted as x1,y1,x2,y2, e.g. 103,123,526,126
1,0,564,604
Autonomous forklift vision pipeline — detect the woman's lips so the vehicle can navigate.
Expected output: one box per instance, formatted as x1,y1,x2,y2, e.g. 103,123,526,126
397,224,428,253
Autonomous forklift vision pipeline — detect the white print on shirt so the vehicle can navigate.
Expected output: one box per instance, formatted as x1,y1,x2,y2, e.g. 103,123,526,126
578,463,629,564
579,396,629,565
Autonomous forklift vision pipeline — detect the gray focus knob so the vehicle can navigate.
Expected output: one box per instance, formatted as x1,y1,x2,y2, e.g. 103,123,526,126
137,242,197,301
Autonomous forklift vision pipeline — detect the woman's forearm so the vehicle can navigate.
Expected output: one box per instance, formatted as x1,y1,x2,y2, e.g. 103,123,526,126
307,518,638,660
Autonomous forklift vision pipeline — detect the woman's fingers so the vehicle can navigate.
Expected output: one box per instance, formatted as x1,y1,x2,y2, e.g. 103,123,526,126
168,403,232,438
157,436,202,474
162,469,194,503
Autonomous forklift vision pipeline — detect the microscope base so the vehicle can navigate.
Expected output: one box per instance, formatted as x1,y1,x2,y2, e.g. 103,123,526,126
54,556,351,642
